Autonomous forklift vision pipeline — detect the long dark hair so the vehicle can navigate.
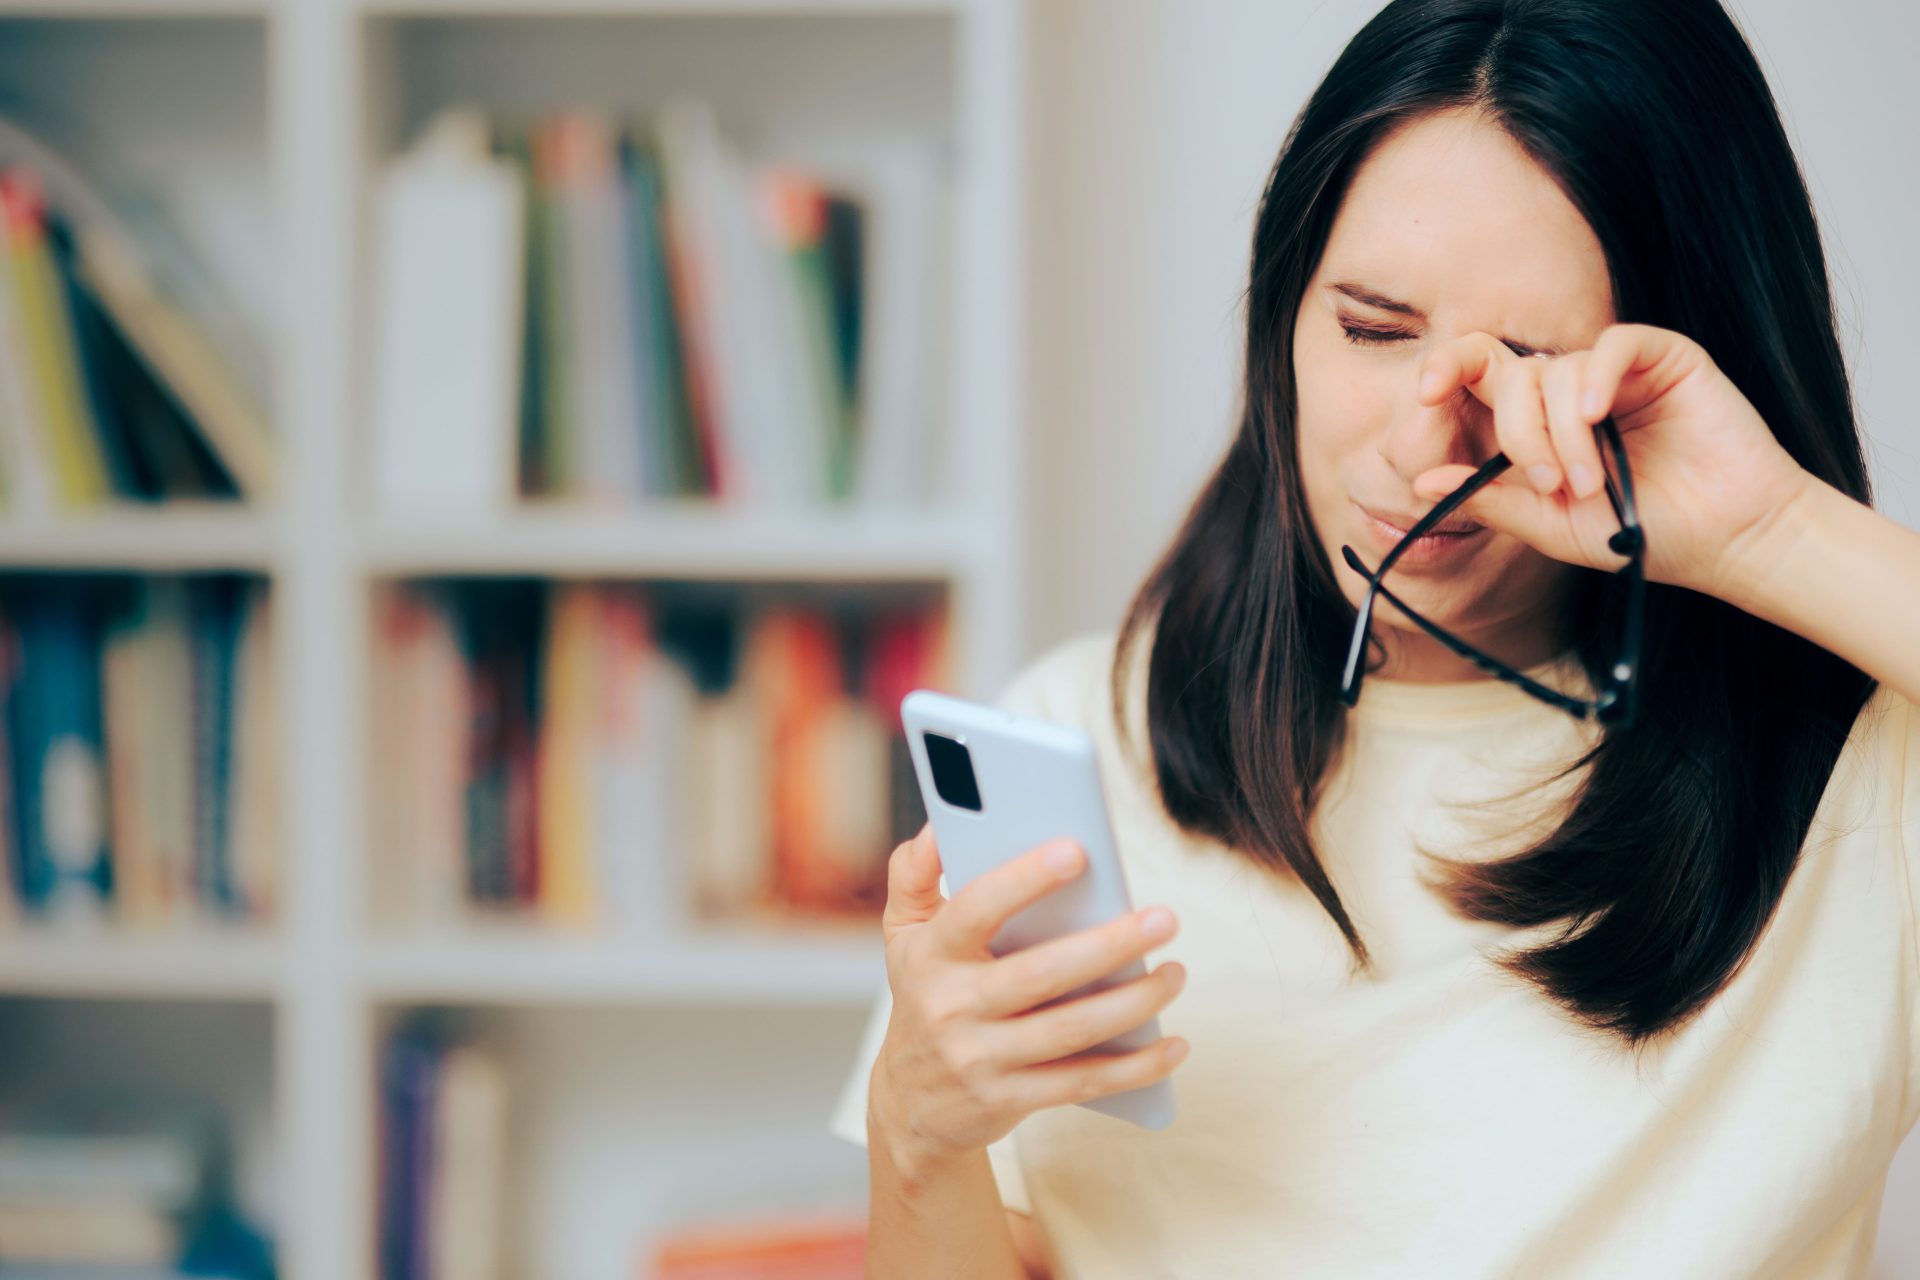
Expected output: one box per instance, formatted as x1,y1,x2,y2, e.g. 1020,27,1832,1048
1112,0,1878,1047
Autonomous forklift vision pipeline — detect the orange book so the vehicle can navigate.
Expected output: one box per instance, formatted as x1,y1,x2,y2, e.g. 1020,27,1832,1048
646,1211,866,1278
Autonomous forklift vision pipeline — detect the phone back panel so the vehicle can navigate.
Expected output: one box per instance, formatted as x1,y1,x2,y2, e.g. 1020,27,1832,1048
900,688,1176,1129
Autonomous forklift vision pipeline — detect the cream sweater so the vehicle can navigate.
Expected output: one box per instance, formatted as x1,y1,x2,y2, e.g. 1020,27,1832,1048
830,626,1920,1278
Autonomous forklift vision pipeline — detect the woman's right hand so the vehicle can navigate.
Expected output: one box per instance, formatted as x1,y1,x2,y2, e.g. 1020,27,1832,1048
867,821,1188,1167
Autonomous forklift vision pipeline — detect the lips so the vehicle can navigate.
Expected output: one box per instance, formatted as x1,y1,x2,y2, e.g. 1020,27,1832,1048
1351,499,1488,568
1354,502,1485,537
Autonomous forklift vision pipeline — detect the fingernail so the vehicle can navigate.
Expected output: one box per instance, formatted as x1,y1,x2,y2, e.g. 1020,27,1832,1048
1165,1038,1189,1062
1582,389,1606,418
1418,371,1439,398
1045,841,1084,875
1568,464,1596,496
1141,907,1175,939
1526,464,1559,493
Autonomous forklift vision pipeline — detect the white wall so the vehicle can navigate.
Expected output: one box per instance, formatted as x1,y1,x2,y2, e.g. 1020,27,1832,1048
1019,0,1920,1269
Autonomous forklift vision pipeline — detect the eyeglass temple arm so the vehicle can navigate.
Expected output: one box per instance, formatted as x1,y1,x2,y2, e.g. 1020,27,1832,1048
1338,449,1513,700
1339,417,1638,713
1338,546,1597,716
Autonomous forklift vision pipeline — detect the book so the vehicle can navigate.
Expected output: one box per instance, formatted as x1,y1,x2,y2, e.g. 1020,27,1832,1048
0,116,273,505
369,110,526,513
536,581,602,925
620,133,700,498
377,1022,508,1280
371,583,943,927
0,169,112,507
4,578,109,920
0,574,273,930
645,1212,866,1279
546,111,645,504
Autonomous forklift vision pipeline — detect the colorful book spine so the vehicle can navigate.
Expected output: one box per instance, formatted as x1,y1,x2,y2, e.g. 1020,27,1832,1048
372,582,946,928
0,575,275,930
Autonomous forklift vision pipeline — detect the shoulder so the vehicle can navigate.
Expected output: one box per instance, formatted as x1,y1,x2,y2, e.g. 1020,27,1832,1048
992,625,1161,800
1846,679,1917,778
990,627,1123,725
1822,680,1919,854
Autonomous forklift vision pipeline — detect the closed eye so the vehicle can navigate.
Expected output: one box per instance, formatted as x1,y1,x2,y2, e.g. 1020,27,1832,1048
1340,319,1537,357
1341,322,1417,346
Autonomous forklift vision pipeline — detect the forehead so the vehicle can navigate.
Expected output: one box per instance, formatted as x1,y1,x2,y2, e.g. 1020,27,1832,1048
1317,107,1614,340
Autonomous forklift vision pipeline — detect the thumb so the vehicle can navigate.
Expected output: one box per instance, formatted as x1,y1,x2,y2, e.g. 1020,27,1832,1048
1412,465,1559,549
882,821,947,938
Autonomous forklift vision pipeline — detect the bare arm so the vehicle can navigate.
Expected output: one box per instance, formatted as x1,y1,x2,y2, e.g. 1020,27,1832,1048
861,827,1185,1278
1721,474,1920,707
864,1062,1029,1280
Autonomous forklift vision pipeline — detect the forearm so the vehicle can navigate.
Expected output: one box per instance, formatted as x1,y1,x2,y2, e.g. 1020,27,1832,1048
1722,474,1920,707
864,1066,1029,1280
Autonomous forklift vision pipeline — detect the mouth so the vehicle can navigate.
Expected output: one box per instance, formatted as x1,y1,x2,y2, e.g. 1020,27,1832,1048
1352,500,1488,568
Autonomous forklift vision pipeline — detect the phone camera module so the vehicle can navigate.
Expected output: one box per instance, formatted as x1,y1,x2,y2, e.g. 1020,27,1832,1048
923,731,983,812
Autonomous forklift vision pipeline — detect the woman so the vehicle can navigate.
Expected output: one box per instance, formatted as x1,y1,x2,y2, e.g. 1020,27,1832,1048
829,0,1920,1275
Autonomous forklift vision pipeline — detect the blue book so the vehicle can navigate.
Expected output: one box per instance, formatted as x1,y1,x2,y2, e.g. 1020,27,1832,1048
4,579,108,916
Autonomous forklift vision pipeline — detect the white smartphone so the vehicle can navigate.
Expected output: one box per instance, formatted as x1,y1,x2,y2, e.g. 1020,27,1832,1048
899,688,1178,1130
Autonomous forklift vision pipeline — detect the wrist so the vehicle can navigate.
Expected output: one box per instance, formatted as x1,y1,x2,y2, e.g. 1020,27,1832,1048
1707,467,1835,618
867,1055,966,1193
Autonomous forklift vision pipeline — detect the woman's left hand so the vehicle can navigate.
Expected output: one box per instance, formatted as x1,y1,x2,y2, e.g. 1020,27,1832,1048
1408,322,1814,598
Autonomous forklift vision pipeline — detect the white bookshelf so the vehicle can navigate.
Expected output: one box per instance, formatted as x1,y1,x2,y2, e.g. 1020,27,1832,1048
0,505,280,569
0,0,1025,1276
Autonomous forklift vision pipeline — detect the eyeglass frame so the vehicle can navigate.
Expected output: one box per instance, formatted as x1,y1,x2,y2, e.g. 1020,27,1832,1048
1335,412,1645,728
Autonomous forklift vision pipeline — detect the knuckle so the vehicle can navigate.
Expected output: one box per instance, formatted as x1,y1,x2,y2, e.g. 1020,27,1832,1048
940,1029,990,1081
923,978,977,1028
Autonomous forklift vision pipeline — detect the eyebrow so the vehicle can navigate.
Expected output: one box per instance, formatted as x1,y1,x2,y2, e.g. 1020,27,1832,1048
1326,280,1566,356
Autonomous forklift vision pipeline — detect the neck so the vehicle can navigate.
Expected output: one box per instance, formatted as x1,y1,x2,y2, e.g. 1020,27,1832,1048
1369,605,1571,684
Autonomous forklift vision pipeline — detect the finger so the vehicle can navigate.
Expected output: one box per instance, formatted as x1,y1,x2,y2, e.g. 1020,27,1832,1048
974,902,1179,1019
1579,323,1692,424
933,837,1086,959
882,822,948,938
1417,332,1507,412
990,961,1187,1067
1420,335,1559,493
1006,1032,1189,1113
1492,356,1560,494
1541,353,1607,501
1410,467,1558,549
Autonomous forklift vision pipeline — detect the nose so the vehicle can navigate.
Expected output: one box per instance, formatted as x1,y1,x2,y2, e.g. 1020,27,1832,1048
1374,380,1486,488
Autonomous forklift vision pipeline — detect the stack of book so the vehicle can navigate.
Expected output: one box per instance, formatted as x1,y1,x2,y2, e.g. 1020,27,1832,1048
0,117,274,511
0,1124,273,1278
368,582,946,932
377,1018,508,1280
0,575,277,927
370,102,943,513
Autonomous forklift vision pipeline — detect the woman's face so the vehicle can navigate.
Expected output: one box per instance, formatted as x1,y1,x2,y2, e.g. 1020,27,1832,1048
1292,107,1616,680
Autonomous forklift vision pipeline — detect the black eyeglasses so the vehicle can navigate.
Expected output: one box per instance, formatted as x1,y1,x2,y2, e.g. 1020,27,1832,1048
1336,414,1645,727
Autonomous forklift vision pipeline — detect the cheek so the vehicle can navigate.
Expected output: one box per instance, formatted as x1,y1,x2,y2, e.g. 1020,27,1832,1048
1294,347,1393,514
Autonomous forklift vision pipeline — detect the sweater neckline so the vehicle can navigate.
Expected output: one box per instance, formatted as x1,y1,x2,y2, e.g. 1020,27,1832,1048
1348,649,1593,722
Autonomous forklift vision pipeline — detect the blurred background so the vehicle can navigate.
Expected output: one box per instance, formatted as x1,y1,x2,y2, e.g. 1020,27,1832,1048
0,1,1910,1278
